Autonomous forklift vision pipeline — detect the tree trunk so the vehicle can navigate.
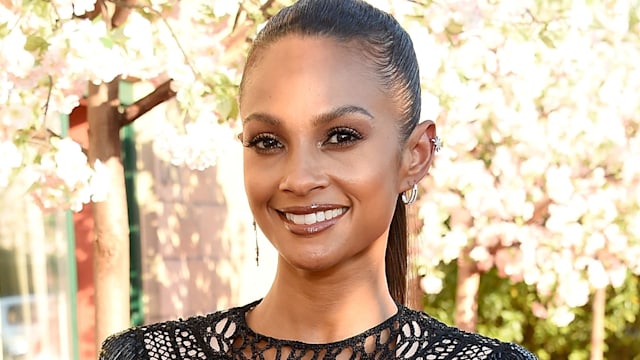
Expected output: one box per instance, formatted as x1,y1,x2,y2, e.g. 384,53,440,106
455,247,480,332
87,79,131,352
590,287,606,360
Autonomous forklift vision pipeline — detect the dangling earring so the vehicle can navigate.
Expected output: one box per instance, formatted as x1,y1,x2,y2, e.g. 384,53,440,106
402,183,418,205
253,220,259,266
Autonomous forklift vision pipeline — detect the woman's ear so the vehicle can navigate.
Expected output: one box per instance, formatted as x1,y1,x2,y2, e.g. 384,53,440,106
398,120,437,192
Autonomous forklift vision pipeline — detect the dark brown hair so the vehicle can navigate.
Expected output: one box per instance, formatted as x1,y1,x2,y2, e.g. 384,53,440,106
240,0,421,305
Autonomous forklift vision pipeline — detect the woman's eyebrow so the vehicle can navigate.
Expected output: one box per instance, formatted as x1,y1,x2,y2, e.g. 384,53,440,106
243,112,281,126
242,105,373,126
313,105,374,126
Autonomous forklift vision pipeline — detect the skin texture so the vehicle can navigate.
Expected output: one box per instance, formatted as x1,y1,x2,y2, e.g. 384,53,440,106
240,34,435,344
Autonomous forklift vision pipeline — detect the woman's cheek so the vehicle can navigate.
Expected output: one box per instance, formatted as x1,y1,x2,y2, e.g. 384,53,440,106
244,167,276,205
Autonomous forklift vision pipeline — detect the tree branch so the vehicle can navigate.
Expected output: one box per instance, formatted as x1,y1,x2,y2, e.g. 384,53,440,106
76,0,105,21
41,75,53,134
112,0,138,28
120,80,176,127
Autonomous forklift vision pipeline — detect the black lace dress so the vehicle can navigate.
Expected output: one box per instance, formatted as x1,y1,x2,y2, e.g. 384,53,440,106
100,300,537,359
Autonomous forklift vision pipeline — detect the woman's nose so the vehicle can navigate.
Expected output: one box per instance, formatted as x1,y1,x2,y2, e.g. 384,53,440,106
278,145,329,195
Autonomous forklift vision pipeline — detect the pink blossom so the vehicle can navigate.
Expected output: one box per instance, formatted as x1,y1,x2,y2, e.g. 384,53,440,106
531,302,548,319
550,306,575,327
469,246,493,272
420,275,444,295
587,260,609,290
0,141,22,187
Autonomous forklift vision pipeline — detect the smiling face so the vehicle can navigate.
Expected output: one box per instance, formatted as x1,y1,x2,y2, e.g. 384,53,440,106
240,35,408,272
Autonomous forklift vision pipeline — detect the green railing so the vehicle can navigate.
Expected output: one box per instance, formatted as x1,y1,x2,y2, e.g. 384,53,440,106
119,81,144,327
61,114,80,360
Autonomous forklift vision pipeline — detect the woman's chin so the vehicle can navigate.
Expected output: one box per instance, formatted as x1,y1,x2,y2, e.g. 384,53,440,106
280,250,343,274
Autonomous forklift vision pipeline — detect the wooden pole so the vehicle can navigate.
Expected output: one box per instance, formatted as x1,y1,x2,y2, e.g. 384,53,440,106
590,287,606,360
87,79,131,352
455,247,480,332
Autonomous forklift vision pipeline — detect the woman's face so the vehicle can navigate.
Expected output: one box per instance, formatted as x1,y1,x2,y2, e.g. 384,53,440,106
240,35,409,272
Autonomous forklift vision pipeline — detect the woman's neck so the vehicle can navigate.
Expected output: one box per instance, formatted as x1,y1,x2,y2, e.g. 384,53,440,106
245,255,398,344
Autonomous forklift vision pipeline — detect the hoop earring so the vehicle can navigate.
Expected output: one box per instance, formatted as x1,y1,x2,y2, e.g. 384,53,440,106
401,183,418,205
253,220,259,266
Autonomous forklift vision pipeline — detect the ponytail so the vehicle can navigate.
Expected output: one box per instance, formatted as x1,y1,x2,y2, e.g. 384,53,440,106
386,196,408,305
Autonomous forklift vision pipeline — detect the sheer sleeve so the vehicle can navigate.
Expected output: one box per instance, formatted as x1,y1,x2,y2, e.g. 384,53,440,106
489,342,538,360
99,329,148,360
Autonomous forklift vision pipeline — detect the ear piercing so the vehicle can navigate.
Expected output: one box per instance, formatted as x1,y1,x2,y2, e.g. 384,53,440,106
431,136,442,152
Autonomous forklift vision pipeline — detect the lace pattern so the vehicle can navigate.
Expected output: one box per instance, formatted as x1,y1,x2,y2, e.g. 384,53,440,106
100,300,537,360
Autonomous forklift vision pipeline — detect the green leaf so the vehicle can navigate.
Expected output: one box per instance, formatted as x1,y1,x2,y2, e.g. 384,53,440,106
629,7,640,29
445,20,464,35
110,27,130,48
539,33,555,48
24,34,49,53
216,97,234,120
0,22,9,38
28,0,51,19
538,28,556,48
100,36,114,49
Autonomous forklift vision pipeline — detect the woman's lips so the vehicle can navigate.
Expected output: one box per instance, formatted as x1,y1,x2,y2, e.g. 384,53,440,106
276,205,349,235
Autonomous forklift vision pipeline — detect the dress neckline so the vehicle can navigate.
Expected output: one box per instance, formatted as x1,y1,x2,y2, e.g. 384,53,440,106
236,299,404,348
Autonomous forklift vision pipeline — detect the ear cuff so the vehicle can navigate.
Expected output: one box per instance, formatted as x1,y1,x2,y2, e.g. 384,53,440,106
431,136,442,152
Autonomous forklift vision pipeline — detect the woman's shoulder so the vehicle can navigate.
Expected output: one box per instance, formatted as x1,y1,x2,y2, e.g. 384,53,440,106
402,307,538,360
98,301,256,360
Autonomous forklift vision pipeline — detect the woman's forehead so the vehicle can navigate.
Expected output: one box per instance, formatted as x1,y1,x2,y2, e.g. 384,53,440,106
239,35,392,116
245,35,368,81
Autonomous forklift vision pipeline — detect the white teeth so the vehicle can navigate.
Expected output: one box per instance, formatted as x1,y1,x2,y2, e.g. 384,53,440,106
324,210,334,220
304,213,316,225
285,208,345,225
290,214,305,224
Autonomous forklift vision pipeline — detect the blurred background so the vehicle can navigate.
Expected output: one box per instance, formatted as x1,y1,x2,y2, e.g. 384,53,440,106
0,0,638,359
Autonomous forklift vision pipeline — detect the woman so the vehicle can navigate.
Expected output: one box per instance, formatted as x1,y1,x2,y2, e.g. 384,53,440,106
101,0,537,359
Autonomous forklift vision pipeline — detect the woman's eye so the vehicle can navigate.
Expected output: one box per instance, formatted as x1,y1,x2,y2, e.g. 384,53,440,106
324,127,362,146
245,134,284,152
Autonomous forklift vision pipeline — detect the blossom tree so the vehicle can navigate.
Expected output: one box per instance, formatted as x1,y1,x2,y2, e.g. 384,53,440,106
1,0,285,349
400,1,640,358
4,0,640,358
